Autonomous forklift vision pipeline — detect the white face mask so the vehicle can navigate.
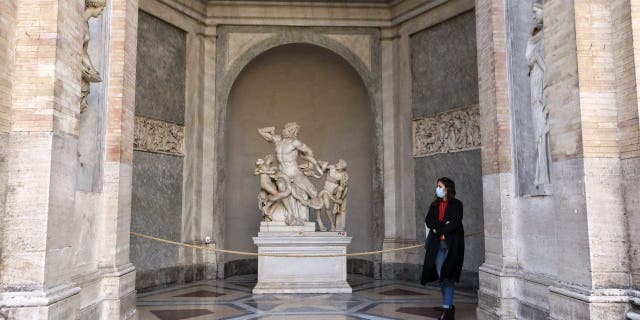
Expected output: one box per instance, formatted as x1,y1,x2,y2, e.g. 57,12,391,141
436,187,445,199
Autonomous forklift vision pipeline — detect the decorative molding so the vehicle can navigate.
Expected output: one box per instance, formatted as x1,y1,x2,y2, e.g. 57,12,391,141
224,31,374,72
412,104,481,157
324,33,372,70
227,32,277,69
133,116,185,156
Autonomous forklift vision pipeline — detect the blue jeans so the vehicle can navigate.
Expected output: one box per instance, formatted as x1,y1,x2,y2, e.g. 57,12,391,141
435,240,455,308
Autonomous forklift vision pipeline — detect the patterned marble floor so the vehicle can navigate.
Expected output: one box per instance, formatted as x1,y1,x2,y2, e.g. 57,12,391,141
137,275,478,320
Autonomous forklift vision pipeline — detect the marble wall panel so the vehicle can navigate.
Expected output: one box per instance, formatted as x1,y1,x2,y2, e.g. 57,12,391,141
411,10,478,116
131,151,183,290
135,10,186,124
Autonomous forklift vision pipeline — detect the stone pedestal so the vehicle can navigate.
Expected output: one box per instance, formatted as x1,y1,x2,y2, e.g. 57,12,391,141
252,222,352,294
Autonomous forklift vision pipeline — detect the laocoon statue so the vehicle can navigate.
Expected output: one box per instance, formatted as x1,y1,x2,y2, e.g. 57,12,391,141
256,123,349,231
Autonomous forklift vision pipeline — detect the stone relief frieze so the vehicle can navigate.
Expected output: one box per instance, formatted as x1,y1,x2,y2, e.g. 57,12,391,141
134,116,185,156
412,105,481,157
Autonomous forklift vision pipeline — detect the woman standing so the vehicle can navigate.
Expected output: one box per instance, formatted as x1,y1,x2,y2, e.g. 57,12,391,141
421,177,465,320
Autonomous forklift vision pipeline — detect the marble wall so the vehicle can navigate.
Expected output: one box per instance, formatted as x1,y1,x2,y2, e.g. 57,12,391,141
131,152,184,289
134,10,186,124
131,10,187,290
224,43,375,267
411,11,479,114
411,10,484,288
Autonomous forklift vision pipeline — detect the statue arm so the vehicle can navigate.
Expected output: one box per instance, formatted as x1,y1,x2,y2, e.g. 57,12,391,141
258,127,276,142
293,140,319,166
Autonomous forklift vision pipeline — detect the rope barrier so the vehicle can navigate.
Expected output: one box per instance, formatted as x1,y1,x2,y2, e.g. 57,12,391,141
130,231,424,258
130,230,484,258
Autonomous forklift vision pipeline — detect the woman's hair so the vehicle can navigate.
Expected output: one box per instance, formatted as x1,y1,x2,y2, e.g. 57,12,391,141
433,177,456,203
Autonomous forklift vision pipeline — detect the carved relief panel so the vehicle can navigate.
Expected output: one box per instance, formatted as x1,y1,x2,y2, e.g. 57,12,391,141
412,104,481,157
133,116,185,156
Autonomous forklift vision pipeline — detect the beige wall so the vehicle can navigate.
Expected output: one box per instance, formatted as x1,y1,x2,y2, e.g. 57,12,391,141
225,43,374,259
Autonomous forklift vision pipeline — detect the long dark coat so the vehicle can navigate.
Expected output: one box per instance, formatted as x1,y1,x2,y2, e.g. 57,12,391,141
420,198,465,285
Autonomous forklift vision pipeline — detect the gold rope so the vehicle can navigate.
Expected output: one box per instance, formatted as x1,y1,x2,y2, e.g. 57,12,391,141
130,232,424,258
131,230,484,258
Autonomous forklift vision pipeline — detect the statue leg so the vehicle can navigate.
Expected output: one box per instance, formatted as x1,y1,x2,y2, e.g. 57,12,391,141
325,207,335,231
335,199,347,231
315,209,327,231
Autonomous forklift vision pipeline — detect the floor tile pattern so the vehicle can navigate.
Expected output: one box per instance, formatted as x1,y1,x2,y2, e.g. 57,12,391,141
137,275,478,320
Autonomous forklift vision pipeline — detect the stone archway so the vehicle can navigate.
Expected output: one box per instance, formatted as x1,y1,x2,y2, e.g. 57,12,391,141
213,27,384,278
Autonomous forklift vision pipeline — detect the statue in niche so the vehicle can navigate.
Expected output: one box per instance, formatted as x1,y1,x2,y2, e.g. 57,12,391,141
317,159,349,231
255,154,291,222
526,2,551,186
258,123,324,226
257,123,349,231
81,0,106,113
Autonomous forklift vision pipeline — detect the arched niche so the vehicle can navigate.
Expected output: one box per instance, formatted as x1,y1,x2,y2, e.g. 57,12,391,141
214,29,383,277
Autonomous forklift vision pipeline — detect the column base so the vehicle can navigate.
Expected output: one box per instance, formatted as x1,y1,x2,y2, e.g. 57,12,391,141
100,263,137,320
0,284,81,319
476,264,517,320
548,285,628,320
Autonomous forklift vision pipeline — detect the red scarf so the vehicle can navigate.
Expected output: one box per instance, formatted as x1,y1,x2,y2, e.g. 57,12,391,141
438,200,448,240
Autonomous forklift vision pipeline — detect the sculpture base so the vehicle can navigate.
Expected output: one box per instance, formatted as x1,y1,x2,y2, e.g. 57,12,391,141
252,231,352,294
259,221,315,232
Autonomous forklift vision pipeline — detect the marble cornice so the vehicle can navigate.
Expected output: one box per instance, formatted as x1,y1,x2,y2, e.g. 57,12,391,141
152,0,460,30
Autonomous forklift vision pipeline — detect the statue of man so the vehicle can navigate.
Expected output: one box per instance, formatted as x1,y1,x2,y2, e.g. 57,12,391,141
258,123,323,225
81,0,106,113
526,2,551,186
317,159,349,231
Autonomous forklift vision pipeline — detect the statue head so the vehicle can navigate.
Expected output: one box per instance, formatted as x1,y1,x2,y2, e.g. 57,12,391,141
532,2,543,25
264,154,274,165
85,0,106,18
282,122,300,138
336,159,347,170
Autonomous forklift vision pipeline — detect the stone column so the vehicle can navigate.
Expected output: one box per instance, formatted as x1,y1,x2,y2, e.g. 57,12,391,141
0,0,84,317
201,27,219,280
180,27,217,282
627,0,640,315
96,0,139,317
201,26,223,280
544,0,632,318
0,1,16,287
380,27,421,280
475,0,518,318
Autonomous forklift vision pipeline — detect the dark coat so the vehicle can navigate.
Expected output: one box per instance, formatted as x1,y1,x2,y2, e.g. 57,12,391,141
420,198,465,285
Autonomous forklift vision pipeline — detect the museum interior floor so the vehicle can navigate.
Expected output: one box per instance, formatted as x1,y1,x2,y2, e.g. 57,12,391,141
136,274,478,320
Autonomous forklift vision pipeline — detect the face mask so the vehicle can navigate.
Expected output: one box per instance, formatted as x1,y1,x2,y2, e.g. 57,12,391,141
435,187,445,199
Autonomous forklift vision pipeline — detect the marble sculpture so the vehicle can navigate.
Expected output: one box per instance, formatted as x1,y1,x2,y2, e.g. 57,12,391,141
256,123,348,231
527,2,551,186
81,0,106,113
